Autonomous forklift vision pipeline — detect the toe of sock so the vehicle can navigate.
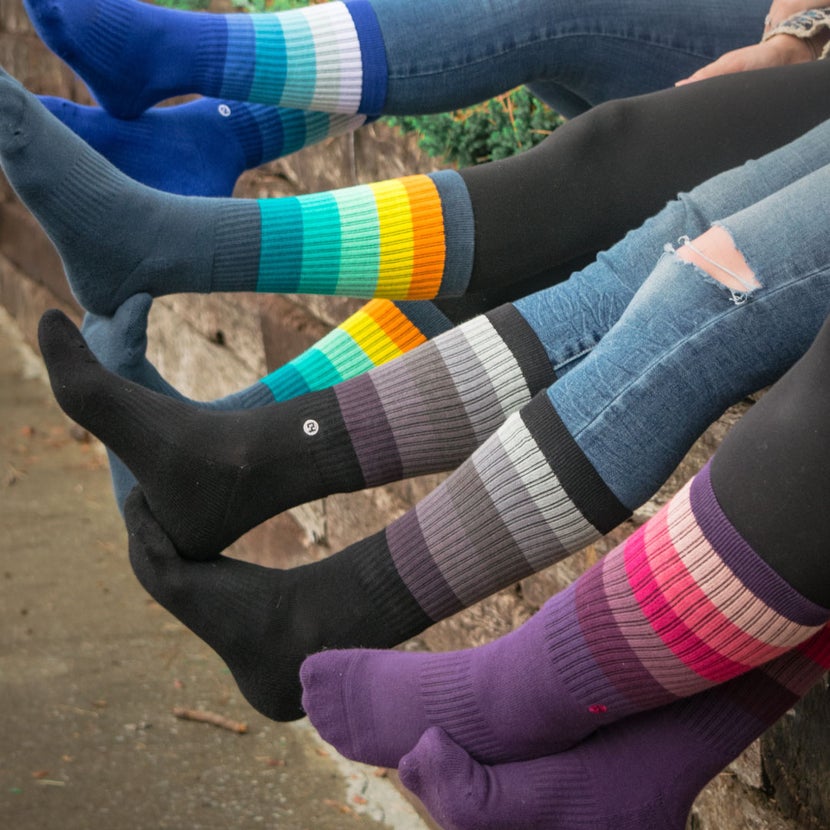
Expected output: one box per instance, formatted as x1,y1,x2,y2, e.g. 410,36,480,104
400,728,482,830
300,651,365,756
0,70,29,153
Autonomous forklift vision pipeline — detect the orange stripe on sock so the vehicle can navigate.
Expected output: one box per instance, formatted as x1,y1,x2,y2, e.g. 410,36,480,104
363,298,429,353
399,175,447,299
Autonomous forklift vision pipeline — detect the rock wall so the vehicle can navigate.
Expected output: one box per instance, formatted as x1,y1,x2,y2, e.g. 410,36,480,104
1,2,828,826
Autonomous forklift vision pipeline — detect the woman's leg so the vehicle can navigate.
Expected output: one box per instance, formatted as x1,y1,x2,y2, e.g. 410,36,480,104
302,302,830,765
23,0,767,119
82,295,454,511
7,62,830,316
400,628,830,830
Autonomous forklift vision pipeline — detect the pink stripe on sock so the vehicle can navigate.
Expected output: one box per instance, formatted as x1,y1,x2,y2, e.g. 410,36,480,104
624,490,772,685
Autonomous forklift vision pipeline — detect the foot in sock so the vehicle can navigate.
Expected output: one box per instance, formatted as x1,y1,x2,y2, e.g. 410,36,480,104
82,294,451,512
400,622,830,830
0,69,472,315
24,0,387,118
124,487,433,720
40,308,365,559
39,95,367,197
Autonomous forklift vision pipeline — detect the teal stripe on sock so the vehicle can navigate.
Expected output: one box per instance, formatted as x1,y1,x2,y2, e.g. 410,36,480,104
302,111,331,148
250,16,287,105
321,327,376,377
260,364,309,401
293,347,345,389
278,108,309,156
258,199,303,293
297,192,342,295
332,186,380,295
276,11,316,110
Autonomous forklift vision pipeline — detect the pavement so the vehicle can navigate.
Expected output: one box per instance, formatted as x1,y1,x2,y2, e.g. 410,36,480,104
0,306,430,830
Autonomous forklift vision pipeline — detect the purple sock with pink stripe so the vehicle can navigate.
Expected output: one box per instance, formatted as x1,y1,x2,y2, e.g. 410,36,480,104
302,461,830,768
399,626,830,830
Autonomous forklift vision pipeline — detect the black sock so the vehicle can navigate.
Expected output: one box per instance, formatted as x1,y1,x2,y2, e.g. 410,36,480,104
39,309,363,560
125,489,430,721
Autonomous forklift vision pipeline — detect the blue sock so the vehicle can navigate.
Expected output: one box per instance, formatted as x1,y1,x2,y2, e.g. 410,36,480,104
39,95,369,197
24,0,387,118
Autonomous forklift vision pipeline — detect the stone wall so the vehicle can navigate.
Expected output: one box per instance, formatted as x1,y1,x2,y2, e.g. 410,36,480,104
1,1,828,826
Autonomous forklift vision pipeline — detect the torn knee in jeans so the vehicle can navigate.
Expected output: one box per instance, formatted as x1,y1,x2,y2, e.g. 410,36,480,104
670,226,761,305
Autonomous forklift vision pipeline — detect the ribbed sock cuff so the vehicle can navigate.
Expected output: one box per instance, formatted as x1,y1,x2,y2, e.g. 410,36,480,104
344,0,389,114
521,392,631,534
430,170,474,298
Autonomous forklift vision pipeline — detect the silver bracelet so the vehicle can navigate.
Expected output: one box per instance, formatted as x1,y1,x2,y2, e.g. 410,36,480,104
763,7,830,60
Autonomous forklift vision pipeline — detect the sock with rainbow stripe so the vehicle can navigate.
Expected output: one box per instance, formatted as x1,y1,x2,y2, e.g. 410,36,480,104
81,294,453,511
399,626,830,830
40,296,555,560
300,313,830,764
39,95,369,197
24,0,388,119
0,71,473,315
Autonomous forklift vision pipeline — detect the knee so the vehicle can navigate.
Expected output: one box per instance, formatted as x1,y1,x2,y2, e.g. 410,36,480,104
675,226,761,296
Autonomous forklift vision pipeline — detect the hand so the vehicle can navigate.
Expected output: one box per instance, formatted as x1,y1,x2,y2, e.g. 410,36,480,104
675,36,813,86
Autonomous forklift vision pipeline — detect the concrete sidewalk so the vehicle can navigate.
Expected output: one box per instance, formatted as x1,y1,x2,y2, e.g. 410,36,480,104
0,307,430,830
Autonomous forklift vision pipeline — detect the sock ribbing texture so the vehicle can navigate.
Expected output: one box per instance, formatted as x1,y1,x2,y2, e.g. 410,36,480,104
0,74,473,314
399,626,830,830
302,454,828,768
41,300,552,559
212,169,474,299
39,95,368,197
82,295,453,513
24,0,388,118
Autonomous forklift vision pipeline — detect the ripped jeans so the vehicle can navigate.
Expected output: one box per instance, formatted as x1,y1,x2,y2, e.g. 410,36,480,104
511,117,830,510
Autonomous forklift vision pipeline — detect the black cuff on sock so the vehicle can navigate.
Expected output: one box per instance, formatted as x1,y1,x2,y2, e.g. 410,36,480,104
521,392,630,534
487,304,556,396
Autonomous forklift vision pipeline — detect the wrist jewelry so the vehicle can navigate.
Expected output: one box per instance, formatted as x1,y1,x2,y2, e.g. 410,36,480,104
763,7,830,59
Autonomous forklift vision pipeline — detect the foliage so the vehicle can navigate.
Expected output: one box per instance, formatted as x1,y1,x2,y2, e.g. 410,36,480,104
383,87,564,167
153,0,212,9
229,0,315,11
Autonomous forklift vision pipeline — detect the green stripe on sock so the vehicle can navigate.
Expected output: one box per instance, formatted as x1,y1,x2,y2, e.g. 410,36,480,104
332,186,380,294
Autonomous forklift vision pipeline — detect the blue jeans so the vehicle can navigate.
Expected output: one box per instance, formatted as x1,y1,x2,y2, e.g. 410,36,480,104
512,118,830,508
372,0,769,116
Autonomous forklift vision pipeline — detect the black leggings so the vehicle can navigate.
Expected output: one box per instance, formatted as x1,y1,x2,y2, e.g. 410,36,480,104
433,59,830,321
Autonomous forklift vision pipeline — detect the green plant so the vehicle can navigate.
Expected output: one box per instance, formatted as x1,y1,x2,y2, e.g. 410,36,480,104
153,0,212,9
383,87,563,167
229,0,312,11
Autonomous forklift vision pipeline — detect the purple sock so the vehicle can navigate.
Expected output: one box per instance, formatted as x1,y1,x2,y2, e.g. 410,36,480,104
399,627,830,830
301,467,829,767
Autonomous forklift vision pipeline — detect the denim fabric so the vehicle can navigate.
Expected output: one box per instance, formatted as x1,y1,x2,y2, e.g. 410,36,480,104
371,0,769,116
513,118,830,509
